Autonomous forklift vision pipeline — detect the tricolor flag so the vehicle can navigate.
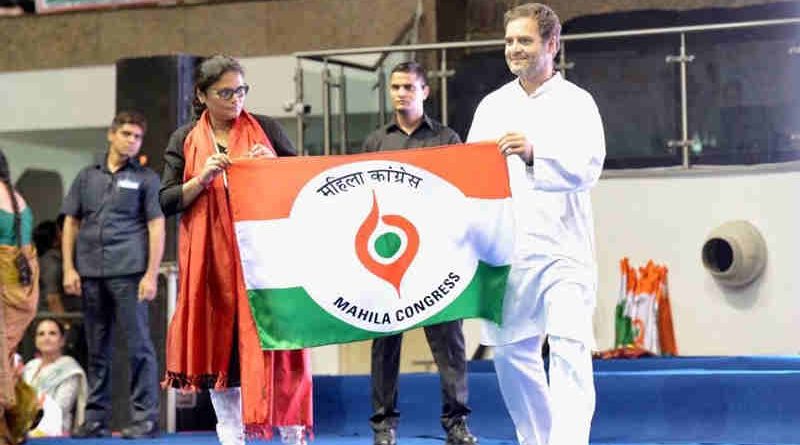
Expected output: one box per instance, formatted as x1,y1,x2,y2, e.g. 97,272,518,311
614,258,678,356
228,142,514,349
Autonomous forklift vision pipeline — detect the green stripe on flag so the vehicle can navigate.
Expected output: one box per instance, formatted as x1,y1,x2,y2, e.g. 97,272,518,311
248,261,510,350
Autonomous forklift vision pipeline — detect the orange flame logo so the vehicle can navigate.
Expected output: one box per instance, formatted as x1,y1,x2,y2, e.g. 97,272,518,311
355,191,419,297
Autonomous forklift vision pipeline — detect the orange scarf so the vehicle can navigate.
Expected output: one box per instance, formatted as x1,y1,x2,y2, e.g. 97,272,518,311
164,110,312,436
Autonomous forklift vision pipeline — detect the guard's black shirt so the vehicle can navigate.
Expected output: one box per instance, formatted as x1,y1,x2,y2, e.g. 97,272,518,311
61,151,163,278
362,114,462,152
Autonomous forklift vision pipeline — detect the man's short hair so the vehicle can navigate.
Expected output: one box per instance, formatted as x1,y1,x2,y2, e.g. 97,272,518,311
504,3,562,50
110,110,147,134
391,61,428,86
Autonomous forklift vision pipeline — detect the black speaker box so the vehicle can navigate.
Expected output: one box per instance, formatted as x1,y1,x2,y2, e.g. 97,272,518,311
114,54,215,433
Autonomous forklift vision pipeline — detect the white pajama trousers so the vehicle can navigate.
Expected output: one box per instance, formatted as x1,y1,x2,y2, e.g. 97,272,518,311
493,335,551,445
209,387,306,445
548,335,595,445
494,335,595,445
210,387,245,445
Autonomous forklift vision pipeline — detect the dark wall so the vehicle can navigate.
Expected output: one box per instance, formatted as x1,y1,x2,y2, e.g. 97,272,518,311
15,169,63,224
116,54,197,262
113,55,204,431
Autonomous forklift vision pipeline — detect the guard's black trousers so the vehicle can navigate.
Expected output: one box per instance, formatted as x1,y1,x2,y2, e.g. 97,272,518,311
82,274,159,425
370,319,470,432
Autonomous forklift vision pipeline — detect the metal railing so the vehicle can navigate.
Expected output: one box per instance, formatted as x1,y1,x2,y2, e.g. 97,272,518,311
291,16,800,169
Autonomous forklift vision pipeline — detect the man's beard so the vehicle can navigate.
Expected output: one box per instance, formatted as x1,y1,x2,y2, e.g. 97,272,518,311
508,58,545,80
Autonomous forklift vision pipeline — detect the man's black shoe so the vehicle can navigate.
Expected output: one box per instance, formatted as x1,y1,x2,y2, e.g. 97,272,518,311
374,428,397,445
72,421,111,439
446,418,478,445
121,420,159,439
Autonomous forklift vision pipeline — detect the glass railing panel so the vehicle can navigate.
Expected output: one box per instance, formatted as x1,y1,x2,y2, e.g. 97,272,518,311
566,34,683,169
446,46,513,142
686,24,800,165
341,64,381,154
299,59,326,156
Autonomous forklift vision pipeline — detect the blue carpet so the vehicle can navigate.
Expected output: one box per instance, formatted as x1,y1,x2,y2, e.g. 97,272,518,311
27,432,788,445
590,356,800,444
27,357,800,445
313,374,516,440
316,357,800,445
467,355,800,373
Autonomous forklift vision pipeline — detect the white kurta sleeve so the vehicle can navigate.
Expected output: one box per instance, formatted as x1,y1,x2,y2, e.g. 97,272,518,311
527,93,605,193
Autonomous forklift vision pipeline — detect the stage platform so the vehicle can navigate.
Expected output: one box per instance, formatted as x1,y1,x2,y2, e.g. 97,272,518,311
29,356,800,445
26,433,784,445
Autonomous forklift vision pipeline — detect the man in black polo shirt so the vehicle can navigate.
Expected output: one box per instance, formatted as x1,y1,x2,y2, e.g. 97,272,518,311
61,111,164,439
362,62,461,152
362,61,477,445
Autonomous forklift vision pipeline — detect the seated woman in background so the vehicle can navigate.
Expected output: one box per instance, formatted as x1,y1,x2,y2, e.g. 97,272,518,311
22,318,87,437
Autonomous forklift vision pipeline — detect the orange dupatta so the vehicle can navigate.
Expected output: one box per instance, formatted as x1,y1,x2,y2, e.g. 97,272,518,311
163,110,312,437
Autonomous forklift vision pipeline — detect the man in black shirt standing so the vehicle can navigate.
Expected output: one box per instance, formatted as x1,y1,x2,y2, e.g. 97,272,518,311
362,62,476,445
61,111,164,439
362,62,461,152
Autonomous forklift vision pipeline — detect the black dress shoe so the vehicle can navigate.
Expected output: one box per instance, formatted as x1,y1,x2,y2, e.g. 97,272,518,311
446,418,478,445
72,421,111,439
374,428,397,445
121,420,159,439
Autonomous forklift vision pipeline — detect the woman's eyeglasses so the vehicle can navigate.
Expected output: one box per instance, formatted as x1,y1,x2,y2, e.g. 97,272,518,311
211,84,250,100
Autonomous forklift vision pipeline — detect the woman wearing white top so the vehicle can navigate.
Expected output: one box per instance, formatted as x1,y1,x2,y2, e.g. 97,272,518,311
22,318,87,437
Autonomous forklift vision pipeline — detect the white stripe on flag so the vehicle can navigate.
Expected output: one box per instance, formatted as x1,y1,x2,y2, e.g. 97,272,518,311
235,197,514,291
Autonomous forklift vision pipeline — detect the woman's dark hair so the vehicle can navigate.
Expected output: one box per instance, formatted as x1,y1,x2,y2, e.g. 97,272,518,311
33,220,57,255
35,317,66,338
0,149,31,286
192,55,245,119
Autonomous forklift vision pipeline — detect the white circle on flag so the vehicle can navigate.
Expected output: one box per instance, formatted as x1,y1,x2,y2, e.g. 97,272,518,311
367,225,408,265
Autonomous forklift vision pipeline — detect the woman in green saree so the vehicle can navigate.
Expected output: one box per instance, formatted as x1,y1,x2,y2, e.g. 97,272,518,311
0,148,39,444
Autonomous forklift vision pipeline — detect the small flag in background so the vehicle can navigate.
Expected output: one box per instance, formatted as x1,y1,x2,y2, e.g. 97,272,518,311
227,142,515,350
613,258,678,356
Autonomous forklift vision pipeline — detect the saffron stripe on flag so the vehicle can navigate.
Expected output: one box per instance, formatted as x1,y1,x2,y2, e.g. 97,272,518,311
229,142,509,221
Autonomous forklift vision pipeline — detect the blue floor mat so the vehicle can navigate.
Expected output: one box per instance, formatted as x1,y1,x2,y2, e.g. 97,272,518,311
28,357,800,445
27,432,800,445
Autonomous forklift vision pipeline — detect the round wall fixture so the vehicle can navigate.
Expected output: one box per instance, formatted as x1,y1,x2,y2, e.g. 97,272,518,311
701,220,767,287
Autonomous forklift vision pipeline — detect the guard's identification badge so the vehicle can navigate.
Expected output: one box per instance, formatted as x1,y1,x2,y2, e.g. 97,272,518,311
118,179,140,190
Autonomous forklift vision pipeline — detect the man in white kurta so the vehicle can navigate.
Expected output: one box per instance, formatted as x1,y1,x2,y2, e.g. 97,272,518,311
466,4,605,445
